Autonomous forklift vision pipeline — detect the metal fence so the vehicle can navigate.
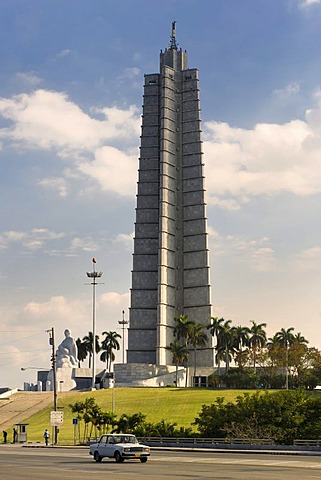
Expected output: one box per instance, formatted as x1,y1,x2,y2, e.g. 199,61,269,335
137,437,275,446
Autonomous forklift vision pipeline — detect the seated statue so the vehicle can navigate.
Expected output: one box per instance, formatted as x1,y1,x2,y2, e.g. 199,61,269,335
56,329,77,368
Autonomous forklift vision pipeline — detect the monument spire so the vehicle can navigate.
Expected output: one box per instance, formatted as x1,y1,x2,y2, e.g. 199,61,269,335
169,20,178,50
121,24,214,386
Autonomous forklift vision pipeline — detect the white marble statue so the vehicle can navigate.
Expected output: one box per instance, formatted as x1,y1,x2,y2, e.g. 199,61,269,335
47,328,77,392
56,329,77,368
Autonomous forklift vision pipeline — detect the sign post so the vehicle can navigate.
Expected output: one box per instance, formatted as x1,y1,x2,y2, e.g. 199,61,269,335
50,411,64,445
72,418,78,445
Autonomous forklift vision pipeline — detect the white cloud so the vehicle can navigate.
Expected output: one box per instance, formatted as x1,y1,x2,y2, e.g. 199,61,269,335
100,291,130,311
118,67,141,81
2,87,321,205
203,96,321,207
272,82,300,99
0,90,140,154
115,232,134,251
0,228,65,251
209,230,276,272
69,236,100,253
15,72,43,86
78,146,138,197
207,196,243,211
56,49,73,58
37,177,68,197
299,0,321,7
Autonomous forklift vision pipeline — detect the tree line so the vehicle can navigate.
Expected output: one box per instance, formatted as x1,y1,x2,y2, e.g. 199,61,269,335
69,389,321,445
76,330,121,372
166,315,321,389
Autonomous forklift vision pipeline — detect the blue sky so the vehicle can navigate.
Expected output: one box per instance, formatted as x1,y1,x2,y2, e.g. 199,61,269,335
1,0,321,388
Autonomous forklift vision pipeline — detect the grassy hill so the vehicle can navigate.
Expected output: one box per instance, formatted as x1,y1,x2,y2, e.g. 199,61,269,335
15,388,265,443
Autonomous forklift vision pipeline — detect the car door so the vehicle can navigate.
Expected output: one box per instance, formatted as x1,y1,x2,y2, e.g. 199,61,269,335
97,435,108,457
105,435,116,457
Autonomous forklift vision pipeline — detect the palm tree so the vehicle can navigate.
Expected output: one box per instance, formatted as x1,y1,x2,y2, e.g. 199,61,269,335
293,332,308,346
166,340,189,386
275,327,295,389
82,332,101,368
187,323,208,381
173,314,194,347
234,325,250,351
100,411,117,434
233,325,250,368
267,333,283,366
248,321,267,370
216,320,237,372
76,338,88,367
69,400,85,443
100,331,121,372
207,317,224,365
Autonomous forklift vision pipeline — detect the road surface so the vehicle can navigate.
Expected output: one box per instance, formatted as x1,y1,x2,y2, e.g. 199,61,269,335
0,445,321,479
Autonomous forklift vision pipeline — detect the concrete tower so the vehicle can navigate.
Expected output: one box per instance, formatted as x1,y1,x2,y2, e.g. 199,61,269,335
127,23,213,369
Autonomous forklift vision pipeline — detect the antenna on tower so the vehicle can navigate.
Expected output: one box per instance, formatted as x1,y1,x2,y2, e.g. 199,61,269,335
169,20,178,50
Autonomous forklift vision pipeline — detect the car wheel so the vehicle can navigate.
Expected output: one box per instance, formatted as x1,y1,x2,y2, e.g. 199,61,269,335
140,457,148,463
94,451,102,463
114,451,124,463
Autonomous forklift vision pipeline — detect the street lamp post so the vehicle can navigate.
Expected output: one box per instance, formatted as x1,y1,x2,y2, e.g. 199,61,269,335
47,327,58,444
86,258,103,390
118,309,129,364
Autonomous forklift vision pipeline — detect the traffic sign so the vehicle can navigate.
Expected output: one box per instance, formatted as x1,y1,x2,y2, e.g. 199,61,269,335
50,411,64,426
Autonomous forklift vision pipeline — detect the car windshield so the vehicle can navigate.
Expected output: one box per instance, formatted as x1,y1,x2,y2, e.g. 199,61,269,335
113,435,138,444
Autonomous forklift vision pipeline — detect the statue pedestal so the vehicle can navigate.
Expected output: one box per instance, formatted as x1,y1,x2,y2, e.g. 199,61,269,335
47,364,76,392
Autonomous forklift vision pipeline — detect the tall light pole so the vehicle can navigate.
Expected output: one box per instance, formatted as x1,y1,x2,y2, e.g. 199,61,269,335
118,309,129,364
46,327,58,444
86,258,103,390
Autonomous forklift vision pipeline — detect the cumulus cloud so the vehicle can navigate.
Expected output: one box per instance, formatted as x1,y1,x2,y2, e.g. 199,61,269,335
15,72,43,86
56,49,73,58
69,236,100,253
203,96,321,207
0,89,140,154
209,230,277,272
118,67,141,81
299,0,321,7
272,82,300,99
37,177,68,197
100,291,130,310
78,146,138,197
2,87,321,205
115,232,134,251
0,228,65,251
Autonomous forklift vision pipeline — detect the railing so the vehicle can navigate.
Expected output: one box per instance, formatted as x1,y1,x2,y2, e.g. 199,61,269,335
137,437,275,446
293,439,321,447
70,436,321,449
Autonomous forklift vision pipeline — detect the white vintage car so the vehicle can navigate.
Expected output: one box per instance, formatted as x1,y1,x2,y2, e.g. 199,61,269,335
89,434,150,463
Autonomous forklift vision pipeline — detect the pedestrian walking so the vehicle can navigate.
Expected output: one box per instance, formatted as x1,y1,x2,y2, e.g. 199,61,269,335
3,431,7,443
43,429,50,446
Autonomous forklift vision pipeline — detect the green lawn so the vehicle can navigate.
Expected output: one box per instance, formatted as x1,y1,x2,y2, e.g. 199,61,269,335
22,388,265,443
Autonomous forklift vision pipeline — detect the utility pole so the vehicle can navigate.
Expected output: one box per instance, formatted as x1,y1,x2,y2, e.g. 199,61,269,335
47,327,58,445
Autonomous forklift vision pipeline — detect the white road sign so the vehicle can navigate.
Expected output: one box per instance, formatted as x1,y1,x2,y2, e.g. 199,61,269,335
50,411,64,426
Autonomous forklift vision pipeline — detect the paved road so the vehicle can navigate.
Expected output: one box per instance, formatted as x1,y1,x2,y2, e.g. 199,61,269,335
0,445,321,479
